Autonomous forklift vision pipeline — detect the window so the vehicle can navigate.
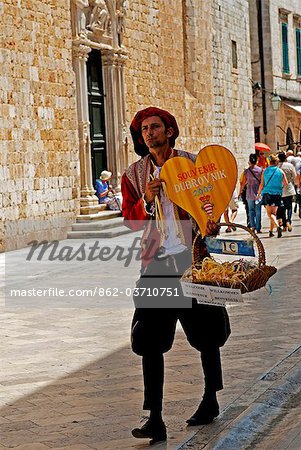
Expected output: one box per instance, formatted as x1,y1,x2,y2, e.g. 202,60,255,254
282,22,290,74
231,40,238,69
296,28,301,77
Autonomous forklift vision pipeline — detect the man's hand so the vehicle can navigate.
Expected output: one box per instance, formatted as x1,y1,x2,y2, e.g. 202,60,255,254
144,180,162,204
205,220,220,236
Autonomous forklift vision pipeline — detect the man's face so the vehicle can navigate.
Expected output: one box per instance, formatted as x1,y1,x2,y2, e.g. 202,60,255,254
141,116,173,149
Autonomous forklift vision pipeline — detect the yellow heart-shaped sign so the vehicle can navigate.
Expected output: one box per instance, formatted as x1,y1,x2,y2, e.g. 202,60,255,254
160,145,238,236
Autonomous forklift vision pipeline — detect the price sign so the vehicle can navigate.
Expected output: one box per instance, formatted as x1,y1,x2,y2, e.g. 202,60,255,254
205,237,255,257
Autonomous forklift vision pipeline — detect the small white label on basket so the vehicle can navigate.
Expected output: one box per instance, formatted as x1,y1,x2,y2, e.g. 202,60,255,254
181,282,243,306
209,286,243,303
181,282,212,301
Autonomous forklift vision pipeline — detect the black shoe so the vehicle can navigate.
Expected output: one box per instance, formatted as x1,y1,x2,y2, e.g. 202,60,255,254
277,226,282,238
132,418,167,444
269,231,275,238
186,398,219,426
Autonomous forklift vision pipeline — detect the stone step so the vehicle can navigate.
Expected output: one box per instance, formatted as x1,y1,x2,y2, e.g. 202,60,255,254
79,204,107,215
76,210,121,223
67,225,133,239
71,217,124,231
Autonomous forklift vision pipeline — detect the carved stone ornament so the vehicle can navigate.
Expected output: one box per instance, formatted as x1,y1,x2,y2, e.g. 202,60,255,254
75,0,90,38
116,0,126,45
72,0,128,49
87,0,111,34
72,43,91,61
81,121,91,145
293,14,301,28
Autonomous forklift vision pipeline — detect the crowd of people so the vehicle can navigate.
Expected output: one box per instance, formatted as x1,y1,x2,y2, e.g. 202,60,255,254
236,148,301,238
97,147,301,240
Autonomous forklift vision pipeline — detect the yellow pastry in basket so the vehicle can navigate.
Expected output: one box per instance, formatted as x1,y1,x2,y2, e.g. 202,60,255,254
192,258,256,284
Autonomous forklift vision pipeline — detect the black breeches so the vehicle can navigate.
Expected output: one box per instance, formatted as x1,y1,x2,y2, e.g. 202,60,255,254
131,251,230,412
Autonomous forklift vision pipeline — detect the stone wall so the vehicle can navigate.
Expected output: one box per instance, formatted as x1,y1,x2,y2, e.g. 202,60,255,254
124,0,254,176
124,0,214,161
0,0,79,251
211,0,255,174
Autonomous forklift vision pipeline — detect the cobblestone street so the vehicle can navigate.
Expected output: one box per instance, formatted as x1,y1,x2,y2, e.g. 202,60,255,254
1,206,300,449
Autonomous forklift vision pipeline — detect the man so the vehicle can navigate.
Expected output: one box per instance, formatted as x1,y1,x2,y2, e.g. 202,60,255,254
121,107,231,444
288,148,301,215
296,151,301,218
277,152,297,231
286,149,296,166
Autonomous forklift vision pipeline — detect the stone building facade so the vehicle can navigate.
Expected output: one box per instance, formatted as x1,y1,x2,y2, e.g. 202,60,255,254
0,1,80,251
249,0,301,151
1,0,255,251
124,0,254,170
210,0,254,164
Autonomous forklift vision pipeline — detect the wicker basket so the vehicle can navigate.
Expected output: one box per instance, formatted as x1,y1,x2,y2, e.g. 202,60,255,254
182,222,277,294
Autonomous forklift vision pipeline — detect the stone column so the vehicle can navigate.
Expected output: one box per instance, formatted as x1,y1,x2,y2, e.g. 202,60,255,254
116,52,129,182
72,42,100,214
102,49,127,188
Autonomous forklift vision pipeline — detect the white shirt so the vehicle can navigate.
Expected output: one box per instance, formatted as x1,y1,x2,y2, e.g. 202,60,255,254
153,166,187,256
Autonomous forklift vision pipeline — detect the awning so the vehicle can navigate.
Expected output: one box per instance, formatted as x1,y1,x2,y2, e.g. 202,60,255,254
284,101,301,114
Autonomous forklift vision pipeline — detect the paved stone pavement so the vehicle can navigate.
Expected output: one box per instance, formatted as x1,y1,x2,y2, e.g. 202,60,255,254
0,205,300,449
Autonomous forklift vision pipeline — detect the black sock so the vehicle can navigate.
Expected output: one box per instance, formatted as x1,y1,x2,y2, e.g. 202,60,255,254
203,389,217,403
150,409,162,422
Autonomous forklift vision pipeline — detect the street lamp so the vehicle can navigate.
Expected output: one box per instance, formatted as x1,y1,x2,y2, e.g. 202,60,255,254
271,93,282,111
252,81,282,111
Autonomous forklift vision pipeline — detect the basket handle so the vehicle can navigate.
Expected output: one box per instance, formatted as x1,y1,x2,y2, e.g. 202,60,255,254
216,222,266,267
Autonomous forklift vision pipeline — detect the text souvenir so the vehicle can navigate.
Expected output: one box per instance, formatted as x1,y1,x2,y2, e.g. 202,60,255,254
160,145,238,236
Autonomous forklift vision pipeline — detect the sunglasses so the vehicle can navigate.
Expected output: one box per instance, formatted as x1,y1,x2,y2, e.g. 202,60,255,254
259,153,264,156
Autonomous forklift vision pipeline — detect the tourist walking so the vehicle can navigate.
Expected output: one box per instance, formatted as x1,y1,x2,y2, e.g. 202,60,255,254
239,153,262,233
296,164,301,218
256,154,288,238
276,152,296,232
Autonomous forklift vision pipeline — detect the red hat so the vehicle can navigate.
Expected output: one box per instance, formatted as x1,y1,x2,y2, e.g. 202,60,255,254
130,107,179,156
